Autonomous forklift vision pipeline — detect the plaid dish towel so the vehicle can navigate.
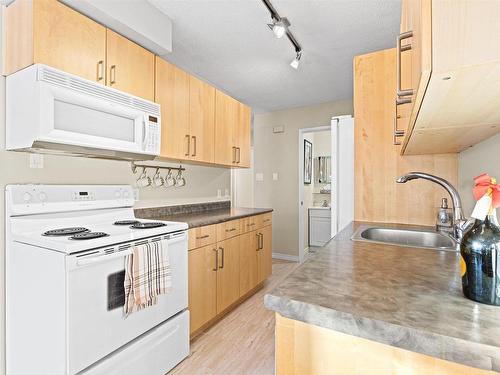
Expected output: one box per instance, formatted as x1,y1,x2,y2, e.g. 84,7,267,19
124,240,172,316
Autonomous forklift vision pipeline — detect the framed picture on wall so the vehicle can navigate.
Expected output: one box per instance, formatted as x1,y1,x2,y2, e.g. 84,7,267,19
304,139,312,184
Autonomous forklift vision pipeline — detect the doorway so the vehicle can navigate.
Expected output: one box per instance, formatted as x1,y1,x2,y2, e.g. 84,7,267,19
297,116,354,262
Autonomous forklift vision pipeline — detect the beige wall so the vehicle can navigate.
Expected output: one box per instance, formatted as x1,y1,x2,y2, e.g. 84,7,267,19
0,11,230,374
458,132,500,216
253,99,353,257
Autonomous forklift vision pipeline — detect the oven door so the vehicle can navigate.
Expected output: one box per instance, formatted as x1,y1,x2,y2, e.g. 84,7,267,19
66,232,188,374
38,82,159,155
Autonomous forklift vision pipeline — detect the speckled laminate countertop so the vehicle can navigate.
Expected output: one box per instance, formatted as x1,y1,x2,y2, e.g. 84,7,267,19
264,221,500,372
136,206,273,229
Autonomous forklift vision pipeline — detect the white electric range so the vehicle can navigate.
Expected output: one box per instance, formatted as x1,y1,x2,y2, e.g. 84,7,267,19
6,185,190,375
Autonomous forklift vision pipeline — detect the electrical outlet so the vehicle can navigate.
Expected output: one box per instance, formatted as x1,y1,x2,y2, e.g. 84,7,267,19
273,172,279,181
273,126,284,133
29,154,44,169
255,173,264,182
217,189,222,198
224,189,229,197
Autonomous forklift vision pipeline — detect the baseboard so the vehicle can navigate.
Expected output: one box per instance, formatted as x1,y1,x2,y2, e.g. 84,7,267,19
272,252,300,262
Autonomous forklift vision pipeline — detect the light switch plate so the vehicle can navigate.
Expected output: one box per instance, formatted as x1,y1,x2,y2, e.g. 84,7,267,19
29,153,44,168
255,173,264,182
273,173,278,181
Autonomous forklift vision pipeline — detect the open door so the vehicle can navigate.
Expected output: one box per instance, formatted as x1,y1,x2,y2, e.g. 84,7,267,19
331,116,354,237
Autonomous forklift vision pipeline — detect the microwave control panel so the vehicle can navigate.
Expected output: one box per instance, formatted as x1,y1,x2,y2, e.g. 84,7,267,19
144,115,160,154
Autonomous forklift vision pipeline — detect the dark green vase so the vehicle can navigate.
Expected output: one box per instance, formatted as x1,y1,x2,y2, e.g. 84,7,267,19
461,214,500,305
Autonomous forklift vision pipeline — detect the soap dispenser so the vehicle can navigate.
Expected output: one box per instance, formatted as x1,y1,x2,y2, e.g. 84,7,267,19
436,198,453,232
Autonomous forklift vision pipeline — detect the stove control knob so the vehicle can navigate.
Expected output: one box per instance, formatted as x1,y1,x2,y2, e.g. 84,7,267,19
23,192,32,202
123,190,130,199
115,190,122,199
38,192,47,202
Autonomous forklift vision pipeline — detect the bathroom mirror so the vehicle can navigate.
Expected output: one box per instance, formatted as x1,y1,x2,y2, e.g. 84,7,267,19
314,156,331,183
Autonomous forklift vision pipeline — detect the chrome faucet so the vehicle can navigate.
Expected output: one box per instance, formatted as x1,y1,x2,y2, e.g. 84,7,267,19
396,172,474,243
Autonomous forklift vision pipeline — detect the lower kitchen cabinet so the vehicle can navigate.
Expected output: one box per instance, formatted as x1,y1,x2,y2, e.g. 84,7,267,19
257,225,272,284
188,244,218,334
216,236,241,313
188,214,272,337
239,230,259,297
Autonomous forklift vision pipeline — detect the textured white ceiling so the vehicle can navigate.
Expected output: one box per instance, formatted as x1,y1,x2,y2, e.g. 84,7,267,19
150,0,401,112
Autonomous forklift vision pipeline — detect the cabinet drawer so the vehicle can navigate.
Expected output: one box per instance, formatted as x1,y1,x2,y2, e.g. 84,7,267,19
216,219,241,241
241,215,258,233
188,225,216,250
256,213,272,228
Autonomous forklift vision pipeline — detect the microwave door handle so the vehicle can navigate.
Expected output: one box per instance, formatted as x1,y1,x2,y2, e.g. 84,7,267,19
142,115,149,149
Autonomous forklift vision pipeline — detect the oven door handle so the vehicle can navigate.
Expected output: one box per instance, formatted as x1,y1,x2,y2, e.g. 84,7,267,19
76,249,133,267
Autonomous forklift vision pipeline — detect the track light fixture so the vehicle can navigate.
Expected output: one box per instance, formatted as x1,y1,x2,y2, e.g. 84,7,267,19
261,0,303,69
290,51,302,69
267,17,290,39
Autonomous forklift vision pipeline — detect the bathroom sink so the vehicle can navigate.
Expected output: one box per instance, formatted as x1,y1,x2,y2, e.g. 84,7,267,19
351,225,457,251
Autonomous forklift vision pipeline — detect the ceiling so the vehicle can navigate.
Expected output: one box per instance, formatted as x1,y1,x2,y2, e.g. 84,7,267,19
150,0,401,113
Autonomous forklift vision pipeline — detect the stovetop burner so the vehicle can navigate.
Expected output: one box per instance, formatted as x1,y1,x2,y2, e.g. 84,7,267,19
130,222,167,229
43,227,89,236
70,232,109,240
114,220,141,226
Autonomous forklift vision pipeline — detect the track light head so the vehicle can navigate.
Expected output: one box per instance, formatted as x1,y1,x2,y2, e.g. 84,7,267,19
267,17,290,39
290,51,302,69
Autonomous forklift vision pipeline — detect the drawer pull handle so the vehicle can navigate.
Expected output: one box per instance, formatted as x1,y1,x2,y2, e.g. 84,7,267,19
196,234,210,239
263,219,270,223
247,223,255,227
226,228,237,232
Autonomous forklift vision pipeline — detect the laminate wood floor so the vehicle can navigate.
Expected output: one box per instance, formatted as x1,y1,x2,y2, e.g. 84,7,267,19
169,259,298,375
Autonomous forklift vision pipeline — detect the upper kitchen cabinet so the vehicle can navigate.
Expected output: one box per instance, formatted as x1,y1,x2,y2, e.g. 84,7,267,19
3,0,106,82
155,58,216,164
215,90,251,167
399,0,500,155
155,57,191,160
189,75,216,163
106,30,155,101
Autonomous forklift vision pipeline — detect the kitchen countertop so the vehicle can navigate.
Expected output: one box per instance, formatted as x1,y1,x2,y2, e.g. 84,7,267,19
264,221,500,372
136,206,273,229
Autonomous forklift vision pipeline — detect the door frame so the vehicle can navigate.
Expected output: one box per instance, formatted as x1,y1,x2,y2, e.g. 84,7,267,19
298,125,331,263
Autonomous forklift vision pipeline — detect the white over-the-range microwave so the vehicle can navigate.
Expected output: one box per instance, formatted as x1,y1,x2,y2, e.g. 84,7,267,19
6,64,161,160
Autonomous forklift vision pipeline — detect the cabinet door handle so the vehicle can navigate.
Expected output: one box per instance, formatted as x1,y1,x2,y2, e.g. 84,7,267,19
396,31,413,98
232,147,236,163
97,60,104,82
191,136,197,157
110,65,116,85
196,234,210,240
256,233,260,251
258,233,264,250
213,248,219,271
185,135,190,156
236,147,241,163
219,247,224,269
393,99,405,146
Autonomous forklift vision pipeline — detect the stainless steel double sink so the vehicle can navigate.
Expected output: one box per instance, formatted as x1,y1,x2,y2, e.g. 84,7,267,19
351,225,457,251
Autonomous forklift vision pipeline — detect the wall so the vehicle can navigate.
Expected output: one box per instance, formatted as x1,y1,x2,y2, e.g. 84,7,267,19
253,99,353,258
458,132,500,216
0,10,230,374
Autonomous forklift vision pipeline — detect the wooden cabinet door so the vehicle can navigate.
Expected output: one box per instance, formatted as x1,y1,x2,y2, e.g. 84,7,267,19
32,0,106,83
106,29,155,100
216,236,240,313
188,245,218,334
190,75,215,163
155,57,191,160
235,102,251,167
257,225,272,284
215,90,238,166
239,230,259,297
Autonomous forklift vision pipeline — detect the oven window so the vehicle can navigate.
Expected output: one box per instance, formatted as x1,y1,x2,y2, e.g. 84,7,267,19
107,270,125,311
54,100,135,142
